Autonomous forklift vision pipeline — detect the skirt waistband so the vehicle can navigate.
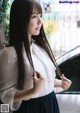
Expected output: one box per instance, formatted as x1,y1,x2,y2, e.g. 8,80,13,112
24,91,55,102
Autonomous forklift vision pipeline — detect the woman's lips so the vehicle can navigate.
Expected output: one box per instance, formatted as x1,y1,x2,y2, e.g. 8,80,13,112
35,28,40,30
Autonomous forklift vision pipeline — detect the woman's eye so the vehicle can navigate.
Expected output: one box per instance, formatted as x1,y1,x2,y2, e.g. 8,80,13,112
40,14,42,18
31,14,42,19
31,15,37,18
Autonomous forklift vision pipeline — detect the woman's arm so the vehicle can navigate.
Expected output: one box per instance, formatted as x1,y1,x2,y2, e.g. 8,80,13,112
14,88,34,102
54,79,62,87
14,72,45,102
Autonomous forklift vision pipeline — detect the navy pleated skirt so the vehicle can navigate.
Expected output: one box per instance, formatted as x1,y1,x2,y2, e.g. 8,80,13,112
13,91,60,113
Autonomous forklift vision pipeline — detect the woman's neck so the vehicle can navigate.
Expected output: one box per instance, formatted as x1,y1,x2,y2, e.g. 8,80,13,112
28,34,32,45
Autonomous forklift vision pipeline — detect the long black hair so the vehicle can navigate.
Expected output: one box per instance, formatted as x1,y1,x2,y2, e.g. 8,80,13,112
9,0,61,90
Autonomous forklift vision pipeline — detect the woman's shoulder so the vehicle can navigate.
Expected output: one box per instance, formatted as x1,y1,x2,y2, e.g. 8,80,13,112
0,46,17,63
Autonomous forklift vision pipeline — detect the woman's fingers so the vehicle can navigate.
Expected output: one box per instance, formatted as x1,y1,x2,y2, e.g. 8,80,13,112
61,74,72,84
33,71,44,79
61,74,72,90
32,71,45,93
32,71,45,82
32,72,37,79
35,71,41,78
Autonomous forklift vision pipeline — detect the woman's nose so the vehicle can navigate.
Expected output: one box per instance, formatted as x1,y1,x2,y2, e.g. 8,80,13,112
37,16,42,24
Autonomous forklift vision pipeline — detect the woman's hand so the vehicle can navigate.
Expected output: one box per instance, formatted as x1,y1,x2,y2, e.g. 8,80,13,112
32,71,45,94
61,74,72,90
14,71,45,102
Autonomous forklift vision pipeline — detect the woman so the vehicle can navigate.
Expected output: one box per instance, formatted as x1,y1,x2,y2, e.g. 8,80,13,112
0,0,72,113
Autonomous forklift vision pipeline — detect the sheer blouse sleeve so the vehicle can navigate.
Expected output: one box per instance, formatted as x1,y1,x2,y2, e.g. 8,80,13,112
0,47,21,111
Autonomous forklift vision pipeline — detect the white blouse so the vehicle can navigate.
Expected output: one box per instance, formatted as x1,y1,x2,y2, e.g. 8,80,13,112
0,40,56,111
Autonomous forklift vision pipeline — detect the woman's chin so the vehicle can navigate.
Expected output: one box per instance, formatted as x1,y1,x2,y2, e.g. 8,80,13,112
34,32,40,36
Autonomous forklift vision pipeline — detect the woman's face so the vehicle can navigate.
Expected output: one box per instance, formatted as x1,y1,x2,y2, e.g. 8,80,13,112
28,11,43,37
